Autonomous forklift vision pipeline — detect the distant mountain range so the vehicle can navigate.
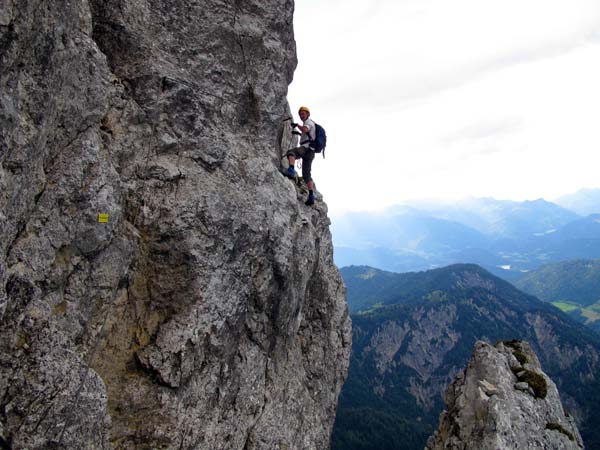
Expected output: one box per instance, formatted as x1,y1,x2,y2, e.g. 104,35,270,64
407,197,580,237
332,191,600,279
332,264,600,450
556,188,600,216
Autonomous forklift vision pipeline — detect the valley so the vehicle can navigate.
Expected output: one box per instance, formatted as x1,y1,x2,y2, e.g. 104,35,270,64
332,264,600,450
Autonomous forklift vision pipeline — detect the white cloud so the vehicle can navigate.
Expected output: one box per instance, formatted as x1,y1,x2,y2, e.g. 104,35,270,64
289,0,600,214
441,118,524,147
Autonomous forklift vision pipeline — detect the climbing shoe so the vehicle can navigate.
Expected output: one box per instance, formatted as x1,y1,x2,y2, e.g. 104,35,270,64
305,194,315,206
285,166,297,178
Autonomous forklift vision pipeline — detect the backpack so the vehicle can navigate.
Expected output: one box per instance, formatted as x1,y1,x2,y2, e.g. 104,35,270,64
310,123,327,157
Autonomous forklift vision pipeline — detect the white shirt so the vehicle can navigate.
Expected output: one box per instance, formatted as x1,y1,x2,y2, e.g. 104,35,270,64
300,118,316,148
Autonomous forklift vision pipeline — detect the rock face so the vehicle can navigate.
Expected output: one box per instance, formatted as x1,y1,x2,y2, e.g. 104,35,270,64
0,1,351,449
426,341,584,450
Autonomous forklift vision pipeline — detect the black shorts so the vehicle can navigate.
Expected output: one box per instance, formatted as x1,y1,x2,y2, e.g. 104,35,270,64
286,146,315,182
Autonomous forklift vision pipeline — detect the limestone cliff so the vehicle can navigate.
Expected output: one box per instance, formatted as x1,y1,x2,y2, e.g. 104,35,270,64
426,341,584,450
0,1,351,449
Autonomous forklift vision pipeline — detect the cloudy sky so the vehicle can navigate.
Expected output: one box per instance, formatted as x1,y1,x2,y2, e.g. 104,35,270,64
287,0,600,215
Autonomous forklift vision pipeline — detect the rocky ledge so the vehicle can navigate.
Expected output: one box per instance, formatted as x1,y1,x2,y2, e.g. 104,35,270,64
426,340,584,450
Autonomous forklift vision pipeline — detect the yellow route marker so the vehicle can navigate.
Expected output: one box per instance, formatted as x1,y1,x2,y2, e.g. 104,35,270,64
98,214,109,223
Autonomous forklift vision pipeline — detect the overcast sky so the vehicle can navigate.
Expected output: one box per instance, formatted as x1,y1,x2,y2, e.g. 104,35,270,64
287,0,600,215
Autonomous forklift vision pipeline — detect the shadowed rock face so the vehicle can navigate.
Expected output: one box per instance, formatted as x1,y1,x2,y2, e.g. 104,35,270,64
427,341,584,450
0,1,351,449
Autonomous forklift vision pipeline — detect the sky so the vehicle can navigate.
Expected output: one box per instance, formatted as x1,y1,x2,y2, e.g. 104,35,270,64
287,0,600,215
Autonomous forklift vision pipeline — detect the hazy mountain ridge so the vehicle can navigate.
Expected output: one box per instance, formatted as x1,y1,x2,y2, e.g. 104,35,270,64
332,264,600,450
332,194,600,278
412,197,579,237
556,188,600,216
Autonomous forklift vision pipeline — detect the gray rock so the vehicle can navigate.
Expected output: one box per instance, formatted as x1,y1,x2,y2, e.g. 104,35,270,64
514,381,532,393
0,1,351,449
426,340,584,450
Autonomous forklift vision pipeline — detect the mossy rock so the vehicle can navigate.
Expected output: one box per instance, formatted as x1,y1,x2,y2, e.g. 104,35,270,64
546,422,575,441
501,340,529,365
517,369,548,399
512,350,528,365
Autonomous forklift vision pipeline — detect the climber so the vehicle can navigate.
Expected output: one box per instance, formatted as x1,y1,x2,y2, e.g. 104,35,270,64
286,106,316,206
